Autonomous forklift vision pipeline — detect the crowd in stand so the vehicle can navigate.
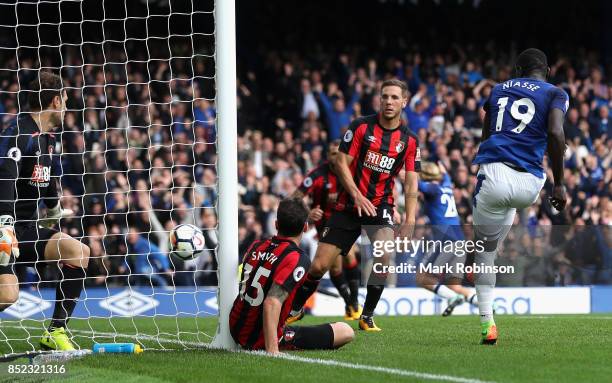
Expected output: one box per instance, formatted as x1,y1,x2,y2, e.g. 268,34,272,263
0,43,609,288
234,46,611,286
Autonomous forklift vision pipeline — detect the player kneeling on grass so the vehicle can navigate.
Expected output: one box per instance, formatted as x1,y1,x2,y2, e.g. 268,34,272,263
229,197,354,354
0,72,90,351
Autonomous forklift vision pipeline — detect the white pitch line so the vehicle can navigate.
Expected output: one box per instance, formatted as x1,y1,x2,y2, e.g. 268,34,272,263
248,351,496,383
3,324,496,383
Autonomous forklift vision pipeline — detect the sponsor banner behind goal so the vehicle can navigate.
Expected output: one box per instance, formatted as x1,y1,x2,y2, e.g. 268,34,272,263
311,287,592,316
0,288,218,320
0,286,595,320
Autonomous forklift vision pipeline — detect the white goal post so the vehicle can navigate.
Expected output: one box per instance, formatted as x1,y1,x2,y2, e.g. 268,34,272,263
0,0,238,355
211,0,239,349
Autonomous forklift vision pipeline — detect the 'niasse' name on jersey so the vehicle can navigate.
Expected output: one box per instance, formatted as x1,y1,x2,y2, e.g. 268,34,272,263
474,78,569,178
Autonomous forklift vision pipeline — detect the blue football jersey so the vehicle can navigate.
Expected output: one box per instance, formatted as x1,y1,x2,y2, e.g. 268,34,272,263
418,174,461,226
474,78,569,178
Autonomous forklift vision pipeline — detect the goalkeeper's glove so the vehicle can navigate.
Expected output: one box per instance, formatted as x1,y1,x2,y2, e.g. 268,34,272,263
39,204,74,229
0,215,19,266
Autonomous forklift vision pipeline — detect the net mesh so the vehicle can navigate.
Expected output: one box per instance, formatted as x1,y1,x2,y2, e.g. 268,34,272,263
0,0,218,354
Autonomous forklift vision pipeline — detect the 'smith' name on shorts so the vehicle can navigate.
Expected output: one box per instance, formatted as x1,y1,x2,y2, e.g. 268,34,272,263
373,262,515,275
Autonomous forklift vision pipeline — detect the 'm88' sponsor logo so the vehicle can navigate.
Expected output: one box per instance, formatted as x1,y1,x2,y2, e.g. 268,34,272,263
365,150,395,170
31,165,51,184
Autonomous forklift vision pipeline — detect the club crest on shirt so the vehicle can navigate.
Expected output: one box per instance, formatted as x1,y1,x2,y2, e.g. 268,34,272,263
395,141,405,153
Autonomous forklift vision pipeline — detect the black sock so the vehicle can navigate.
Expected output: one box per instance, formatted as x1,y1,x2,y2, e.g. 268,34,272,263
362,264,387,317
330,271,352,307
344,266,361,307
49,264,87,330
362,285,384,318
291,273,320,312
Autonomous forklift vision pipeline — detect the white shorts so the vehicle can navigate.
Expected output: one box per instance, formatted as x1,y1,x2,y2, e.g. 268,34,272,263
472,162,545,246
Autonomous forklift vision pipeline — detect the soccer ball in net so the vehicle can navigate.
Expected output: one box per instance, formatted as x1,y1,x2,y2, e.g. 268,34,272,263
169,224,206,260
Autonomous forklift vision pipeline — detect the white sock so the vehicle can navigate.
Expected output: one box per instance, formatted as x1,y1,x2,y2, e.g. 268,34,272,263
476,285,494,323
474,250,496,324
434,284,459,300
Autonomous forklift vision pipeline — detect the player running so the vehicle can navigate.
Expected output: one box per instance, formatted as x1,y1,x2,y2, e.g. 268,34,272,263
293,141,362,321
229,197,354,353
0,72,90,350
416,161,478,316
287,79,420,332
472,48,568,344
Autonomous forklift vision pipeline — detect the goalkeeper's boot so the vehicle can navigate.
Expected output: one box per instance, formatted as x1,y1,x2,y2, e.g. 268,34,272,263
285,308,305,325
358,315,381,332
442,294,465,317
480,320,498,345
344,304,363,320
40,327,76,351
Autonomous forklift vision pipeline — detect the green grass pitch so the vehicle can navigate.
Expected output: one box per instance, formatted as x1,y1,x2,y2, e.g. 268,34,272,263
0,314,610,383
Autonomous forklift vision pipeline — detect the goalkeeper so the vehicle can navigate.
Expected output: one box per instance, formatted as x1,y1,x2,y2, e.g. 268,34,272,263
0,71,90,351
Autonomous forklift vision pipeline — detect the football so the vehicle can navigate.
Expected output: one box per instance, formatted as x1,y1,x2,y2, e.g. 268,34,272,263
169,224,206,260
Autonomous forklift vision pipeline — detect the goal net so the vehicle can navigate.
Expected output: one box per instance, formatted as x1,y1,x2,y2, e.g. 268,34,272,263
0,0,238,356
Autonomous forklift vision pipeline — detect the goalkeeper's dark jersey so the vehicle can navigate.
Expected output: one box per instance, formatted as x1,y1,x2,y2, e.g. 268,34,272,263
0,114,59,222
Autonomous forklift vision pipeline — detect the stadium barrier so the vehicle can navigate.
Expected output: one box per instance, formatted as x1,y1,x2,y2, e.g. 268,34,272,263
2,286,611,320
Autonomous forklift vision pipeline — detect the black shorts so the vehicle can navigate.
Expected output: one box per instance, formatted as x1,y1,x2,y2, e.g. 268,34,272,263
0,253,15,276
0,223,58,275
15,223,58,264
280,324,334,350
319,206,394,256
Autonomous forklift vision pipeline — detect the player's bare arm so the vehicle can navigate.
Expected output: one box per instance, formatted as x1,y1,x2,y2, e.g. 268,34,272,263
401,170,418,239
547,108,567,210
334,152,376,217
263,283,289,354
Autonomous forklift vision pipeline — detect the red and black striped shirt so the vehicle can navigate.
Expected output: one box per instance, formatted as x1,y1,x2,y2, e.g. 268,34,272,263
298,161,338,231
229,236,310,350
336,114,420,211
